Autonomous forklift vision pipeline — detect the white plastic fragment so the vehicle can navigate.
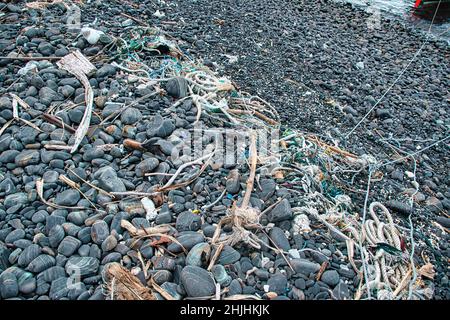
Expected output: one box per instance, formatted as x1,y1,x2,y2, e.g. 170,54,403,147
17,61,39,76
141,197,157,221
263,285,270,293
288,249,300,259
292,214,312,234
224,54,238,64
153,10,165,18
80,27,105,45
261,256,270,268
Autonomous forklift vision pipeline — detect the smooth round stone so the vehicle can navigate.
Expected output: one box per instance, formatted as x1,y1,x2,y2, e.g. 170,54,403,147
101,235,117,252
201,224,216,238
5,229,25,244
42,170,59,183
259,178,276,201
160,282,182,300
165,77,188,98
269,227,291,251
55,189,81,206
267,273,288,295
139,240,154,259
101,252,121,264
82,147,104,161
38,266,66,283
181,266,215,298
77,227,92,244
62,223,81,237
228,279,242,296
8,248,22,265
18,244,41,268
255,269,269,281
121,107,142,125
91,220,109,245
49,277,70,300
267,199,292,222
15,150,40,167
155,211,172,225
167,232,205,253
294,278,306,290
57,236,81,256
175,211,201,232
27,254,56,273
78,244,90,257
217,245,241,265
135,157,159,177
211,264,231,286
321,270,340,287
152,270,173,285
32,210,49,224
65,257,99,277
45,215,66,235
291,259,320,275
151,256,176,271
18,275,36,294
48,224,65,248
0,272,19,299
147,115,175,138
226,169,240,194
67,211,88,226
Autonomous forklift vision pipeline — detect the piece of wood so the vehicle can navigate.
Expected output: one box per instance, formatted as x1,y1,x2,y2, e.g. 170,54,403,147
57,50,96,153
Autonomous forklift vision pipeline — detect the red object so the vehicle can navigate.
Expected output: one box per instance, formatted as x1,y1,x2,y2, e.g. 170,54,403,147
415,0,422,8
400,237,406,252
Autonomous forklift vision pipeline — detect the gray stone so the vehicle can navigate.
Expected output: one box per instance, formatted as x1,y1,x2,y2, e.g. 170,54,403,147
91,220,109,245
4,193,28,209
167,232,205,253
181,266,215,298
5,229,25,244
332,281,350,300
321,270,340,287
0,150,20,163
259,178,276,201
267,273,287,295
57,236,81,256
176,211,202,231
267,199,292,222
166,77,188,98
15,150,40,167
55,189,81,206
101,235,117,252
65,257,99,277
0,272,18,299
218,245,241,265
95,166,126,192
269,227,291,251
121,107,142,125
39,87,63,106
96,64,116,78
38,266,66,283
291,259,321,275
135,157,159,177
27,255,56,273
48,224,65,248
226,169,240,194
18,244,41,268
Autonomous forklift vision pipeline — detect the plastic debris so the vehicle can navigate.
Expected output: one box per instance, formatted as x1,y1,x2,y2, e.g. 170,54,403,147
292,214,312,234
141,197,157,221
17,61,39,76
81,27,105,45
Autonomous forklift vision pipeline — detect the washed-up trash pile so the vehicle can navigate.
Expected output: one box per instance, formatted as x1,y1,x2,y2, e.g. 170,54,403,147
0,0,438,300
